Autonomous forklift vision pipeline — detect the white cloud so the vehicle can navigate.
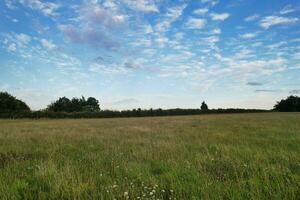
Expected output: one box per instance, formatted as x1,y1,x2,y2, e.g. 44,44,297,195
260,16,298,29
155,36,169,48
245,14,260,22
155,21,171,32
202,36,219,44
59,2,126,51
280,5,296,15
186,18,206,29
15,33,31,44
227,57,286,76
240,33,258,39
212,28,221,34
174,32,184,40
131,38,152,47
4,0,17,9
154,4,186,32
166,4,187,19
143,24,154,34
40,39,56,50
89,63,127,75
112,15,126,23
19,0,61,16
102,0,118,10
7,43,17,52
82,4,127,28
293,52,300,60
123,0,159,12
193,8,209,16
201,0,218,7
210,13,230,21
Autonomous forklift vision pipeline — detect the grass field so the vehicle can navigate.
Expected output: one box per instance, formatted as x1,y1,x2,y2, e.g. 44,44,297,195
0,113,299,199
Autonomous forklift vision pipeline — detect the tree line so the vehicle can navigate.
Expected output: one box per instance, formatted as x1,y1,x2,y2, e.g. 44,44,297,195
1,91,299,119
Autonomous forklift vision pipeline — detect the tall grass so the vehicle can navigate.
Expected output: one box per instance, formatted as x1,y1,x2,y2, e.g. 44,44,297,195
0,113,299,199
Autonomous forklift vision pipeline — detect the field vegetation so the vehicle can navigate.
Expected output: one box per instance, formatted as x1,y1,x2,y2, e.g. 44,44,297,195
0,113,299,199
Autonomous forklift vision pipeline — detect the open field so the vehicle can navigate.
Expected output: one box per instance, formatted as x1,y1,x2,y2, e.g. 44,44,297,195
0,113,300,199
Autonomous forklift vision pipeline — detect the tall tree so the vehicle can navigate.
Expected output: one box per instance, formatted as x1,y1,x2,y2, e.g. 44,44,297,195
201,101,209,111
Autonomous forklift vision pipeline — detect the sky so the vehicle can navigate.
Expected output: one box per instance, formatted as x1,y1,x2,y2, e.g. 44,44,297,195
0,0,300,110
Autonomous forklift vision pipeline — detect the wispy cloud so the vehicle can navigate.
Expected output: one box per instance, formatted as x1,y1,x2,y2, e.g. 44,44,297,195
59,24,120,50
154,4,186,32
260,16,298,29
280,5,296,15
240,32,258,39
193,8,209,16
15,33,31,44
245,14,260,22
7,43,17,52
210,13,230,21
185,18,206,29
40,39,56,50
11,0,61,17
201,0,219,7
123,0,159,12
212,28,221,34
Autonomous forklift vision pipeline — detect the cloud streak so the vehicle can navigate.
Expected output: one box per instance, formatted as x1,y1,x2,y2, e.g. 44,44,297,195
260,16,298,29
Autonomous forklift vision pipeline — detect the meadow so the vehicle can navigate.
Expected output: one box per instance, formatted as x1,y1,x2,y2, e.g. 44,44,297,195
0,113,299,199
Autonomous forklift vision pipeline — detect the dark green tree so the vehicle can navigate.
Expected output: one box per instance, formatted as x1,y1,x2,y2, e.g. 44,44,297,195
201,101,209,111
83,97,100,112
47,97,71,112
0,91,30,112
274,96,300,112
47,96,100,112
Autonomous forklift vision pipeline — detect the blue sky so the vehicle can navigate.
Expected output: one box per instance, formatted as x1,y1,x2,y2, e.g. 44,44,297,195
0,0,300,110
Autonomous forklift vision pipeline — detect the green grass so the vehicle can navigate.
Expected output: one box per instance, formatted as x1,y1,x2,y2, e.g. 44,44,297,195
0,113,300,199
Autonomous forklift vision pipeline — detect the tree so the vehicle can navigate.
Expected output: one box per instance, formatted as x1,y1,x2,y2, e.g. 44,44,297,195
201,101,209,111
84,97,100,112
47,97,71,112
274,96,300,112
0,91,30,112
46,96,100,112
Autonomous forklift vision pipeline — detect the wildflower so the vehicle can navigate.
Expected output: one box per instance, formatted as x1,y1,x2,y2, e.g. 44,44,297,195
124,192,128,196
